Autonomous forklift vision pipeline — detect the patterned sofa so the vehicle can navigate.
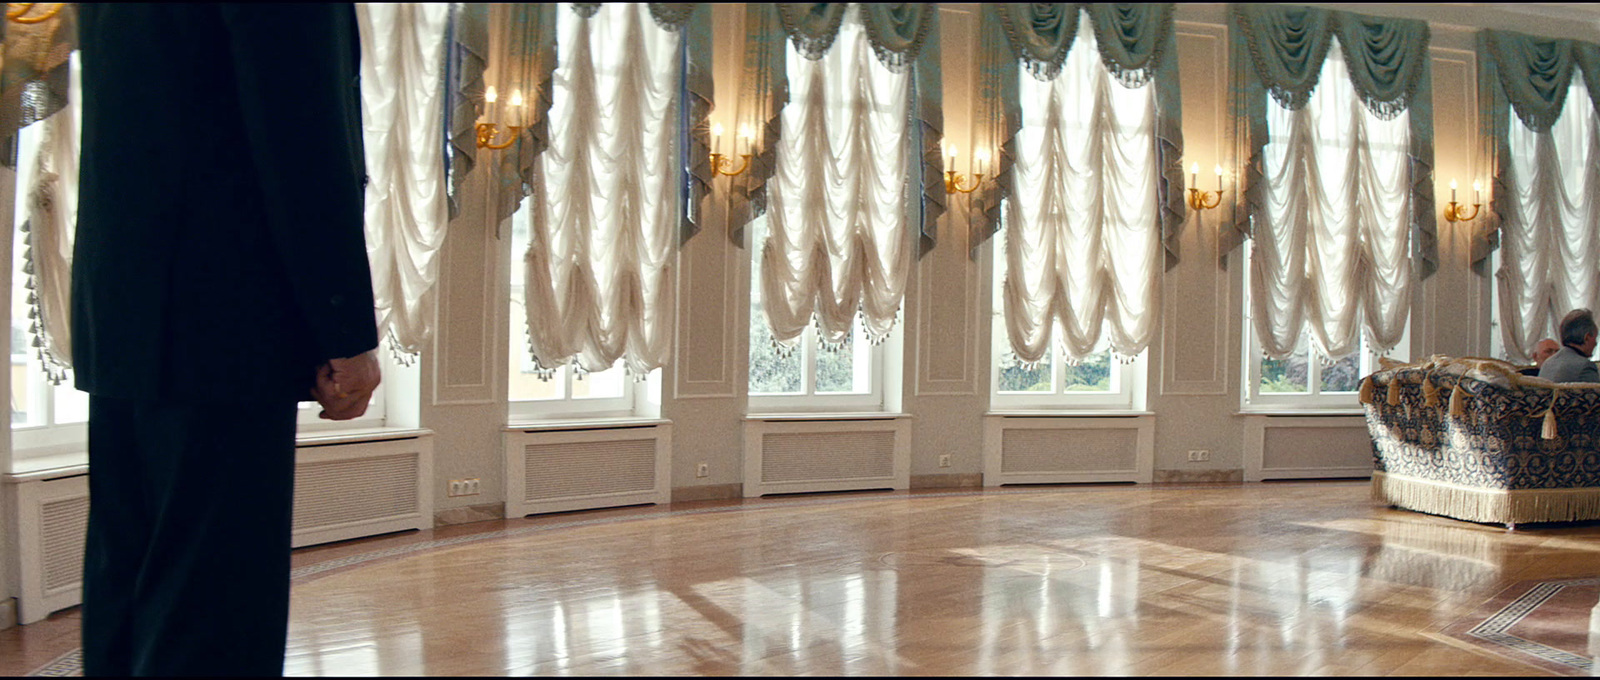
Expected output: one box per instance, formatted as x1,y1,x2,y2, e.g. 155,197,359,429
1362,355,1600,527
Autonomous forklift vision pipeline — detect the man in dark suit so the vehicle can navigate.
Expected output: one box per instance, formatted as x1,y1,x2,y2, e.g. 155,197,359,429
73,4,381,675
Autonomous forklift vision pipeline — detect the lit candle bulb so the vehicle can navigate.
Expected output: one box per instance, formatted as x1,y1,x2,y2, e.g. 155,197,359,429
975,148,990,176
738,123,753,156
1473,180,1482,203
1214,164,1223,191
485,85,498,104
1191,162,1199,189
947,143,958,169
508,89,525,127
712,122,723,156
1450,178,1458,202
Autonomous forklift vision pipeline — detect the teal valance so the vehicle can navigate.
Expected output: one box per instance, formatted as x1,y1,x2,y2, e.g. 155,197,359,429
1472,30,1600,266
974,4,1183,267
488,3,712,244
445,3,488,221
1226,4,1437,279
733,3,944,256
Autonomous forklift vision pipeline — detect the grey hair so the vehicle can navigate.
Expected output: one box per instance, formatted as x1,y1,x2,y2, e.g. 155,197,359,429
1561,308,1598,347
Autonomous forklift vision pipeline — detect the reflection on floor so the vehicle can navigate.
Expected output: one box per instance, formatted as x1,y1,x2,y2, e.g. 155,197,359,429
8,481,1600,676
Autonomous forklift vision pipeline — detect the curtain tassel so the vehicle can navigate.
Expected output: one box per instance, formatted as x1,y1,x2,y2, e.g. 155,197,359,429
1421,377,1440,408
1386,378,1402,405
1449,384,1468,417
1358,377,1374,405
1543,408,1559,440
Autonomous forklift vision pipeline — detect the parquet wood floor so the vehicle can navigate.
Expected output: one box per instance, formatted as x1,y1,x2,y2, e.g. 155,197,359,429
8,480,1600,676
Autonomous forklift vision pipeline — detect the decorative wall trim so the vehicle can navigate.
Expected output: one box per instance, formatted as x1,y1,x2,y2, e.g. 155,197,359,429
1162,22,1231,396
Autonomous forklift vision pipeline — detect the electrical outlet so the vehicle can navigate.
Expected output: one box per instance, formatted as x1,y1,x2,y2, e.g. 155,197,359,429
1187,450,1210,462
448,478,481,497
938,454,952,468
696,462,709,478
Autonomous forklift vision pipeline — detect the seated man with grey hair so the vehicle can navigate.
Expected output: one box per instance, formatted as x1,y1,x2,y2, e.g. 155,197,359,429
1521,337,1563,376
1539,309,1600,383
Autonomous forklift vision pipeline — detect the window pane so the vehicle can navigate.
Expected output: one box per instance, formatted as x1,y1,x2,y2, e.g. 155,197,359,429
749,312,803,394
52,383,87,425
572,363,626,400
998,351,1053,393
1062,351,1113,392
1320,351,1362,393
11,356,28,426
815,326,865,393
1260,346,1310,393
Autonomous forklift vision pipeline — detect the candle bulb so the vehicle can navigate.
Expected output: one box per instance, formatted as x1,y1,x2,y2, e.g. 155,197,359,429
712,122,723,157
1473,180,1482,203
485,85,498,104
1450,178,1458,203
947,143,957,169
738,124,753,157
1190,162,1199,190
975,149,989,176
1214,164,1223,192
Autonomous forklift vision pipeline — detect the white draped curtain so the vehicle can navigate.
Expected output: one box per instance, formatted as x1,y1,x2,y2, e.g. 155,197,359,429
1251,42,1412,360
358,3,450,359
1495,77,1600,362
18,51,81,382
522,3,679,375
1001,17,1159,364
760,6,912,349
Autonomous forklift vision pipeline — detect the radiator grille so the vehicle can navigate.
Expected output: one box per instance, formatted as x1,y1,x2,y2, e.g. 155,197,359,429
523,438,657,501
293,454,419,531
1262,426,1371,471
761,430,896,483
40,495,88,591
1001,428,1138,473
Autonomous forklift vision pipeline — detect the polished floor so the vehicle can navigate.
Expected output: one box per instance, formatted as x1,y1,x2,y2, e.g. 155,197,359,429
8,480,1600,676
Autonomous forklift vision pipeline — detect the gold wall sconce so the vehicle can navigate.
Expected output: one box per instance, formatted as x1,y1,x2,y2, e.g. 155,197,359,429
1444,178,1482,223
1187,162,1223,211
710,123,753,177
944,145,987,195
475,86,524,150
6,3,64,24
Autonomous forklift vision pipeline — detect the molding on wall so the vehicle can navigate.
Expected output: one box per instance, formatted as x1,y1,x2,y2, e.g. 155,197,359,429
1154,469,1244,484
434,502,503,527
910,473,983,489
433,206,501,406
671,483,742,504
1162,23,1231,396
916,6,982,397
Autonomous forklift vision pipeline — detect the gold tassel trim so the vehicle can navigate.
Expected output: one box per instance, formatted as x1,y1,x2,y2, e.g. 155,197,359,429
1386,377,1402,405
1421,376,1440,408
1374,472,1600,525
1449,384,1467,417
1542,389,1562,439
1359,376,1374,405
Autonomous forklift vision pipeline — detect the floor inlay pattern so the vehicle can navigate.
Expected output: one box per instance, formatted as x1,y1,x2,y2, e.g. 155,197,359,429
1441,578,1600,676
12,481,1600,676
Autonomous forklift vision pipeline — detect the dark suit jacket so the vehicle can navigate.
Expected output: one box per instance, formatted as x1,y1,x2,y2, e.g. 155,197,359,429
72,4,378,403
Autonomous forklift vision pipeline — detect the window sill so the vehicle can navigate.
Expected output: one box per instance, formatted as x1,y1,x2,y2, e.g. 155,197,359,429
1236,409,1365,417
987,410,1153,418
745,412,911,422
295,426,432,447
505,417,669,433
5,449,88,483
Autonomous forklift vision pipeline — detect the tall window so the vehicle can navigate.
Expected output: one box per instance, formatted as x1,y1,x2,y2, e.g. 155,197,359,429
507,3,676,421
746,5,910,414
1241,40,1411,410
988,12,1155,412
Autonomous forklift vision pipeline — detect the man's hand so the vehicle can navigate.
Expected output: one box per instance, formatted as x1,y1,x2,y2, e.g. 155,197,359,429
311,350,382,420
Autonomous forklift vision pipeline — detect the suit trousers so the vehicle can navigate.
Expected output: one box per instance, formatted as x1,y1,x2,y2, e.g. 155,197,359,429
81,395,299,677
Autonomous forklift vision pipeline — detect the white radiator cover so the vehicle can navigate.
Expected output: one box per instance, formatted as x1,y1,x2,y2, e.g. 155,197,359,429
743,418,911,497
1243,415,1371,481
983,416,1154,486
503,423,672,517
7,432,434,625
291,433,435,548
12,473,87,625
